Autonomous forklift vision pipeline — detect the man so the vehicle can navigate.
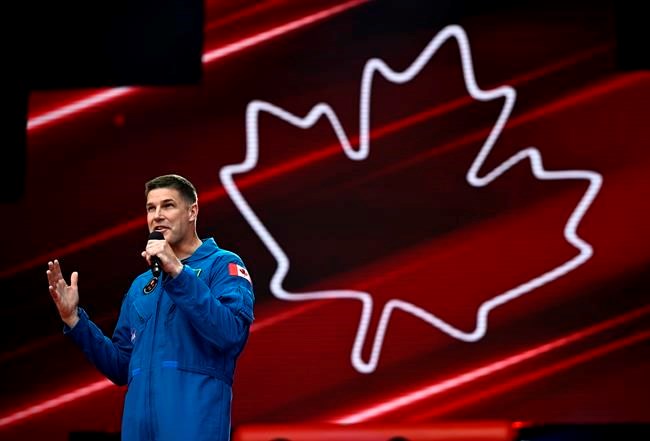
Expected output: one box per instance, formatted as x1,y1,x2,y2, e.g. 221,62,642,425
46,174,254,441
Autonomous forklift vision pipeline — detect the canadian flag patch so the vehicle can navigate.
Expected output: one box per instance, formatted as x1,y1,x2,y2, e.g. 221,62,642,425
228,262,252,284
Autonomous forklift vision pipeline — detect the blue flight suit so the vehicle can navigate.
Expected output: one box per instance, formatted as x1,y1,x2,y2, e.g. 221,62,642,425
65,238,254,440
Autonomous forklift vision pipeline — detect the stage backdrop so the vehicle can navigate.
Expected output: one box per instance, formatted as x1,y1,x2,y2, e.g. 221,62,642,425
1,1,648,440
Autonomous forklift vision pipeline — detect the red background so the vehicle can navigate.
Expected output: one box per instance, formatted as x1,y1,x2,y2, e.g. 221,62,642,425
1,1,648,439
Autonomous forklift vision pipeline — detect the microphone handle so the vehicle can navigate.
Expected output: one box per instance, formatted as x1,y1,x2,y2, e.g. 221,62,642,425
151,256,162,278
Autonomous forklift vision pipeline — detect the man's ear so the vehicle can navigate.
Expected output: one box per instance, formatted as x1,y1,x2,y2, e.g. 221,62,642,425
189,202,198,222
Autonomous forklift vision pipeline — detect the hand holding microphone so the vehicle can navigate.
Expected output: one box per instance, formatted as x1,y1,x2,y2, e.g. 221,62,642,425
148,231,164,278
143,231,183,278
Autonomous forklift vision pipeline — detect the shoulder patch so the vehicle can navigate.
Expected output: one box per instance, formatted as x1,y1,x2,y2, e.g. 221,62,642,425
143,277,158,294
228,262,252,285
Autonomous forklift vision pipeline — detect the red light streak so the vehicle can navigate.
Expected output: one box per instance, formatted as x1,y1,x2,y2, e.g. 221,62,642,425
407,330,650,421
27,88,133,131
202,0,368,64
5,70,644,280
3,305,646,429
0,379,113,428
332,305,650,424
204,0,290,33
26,0,369,133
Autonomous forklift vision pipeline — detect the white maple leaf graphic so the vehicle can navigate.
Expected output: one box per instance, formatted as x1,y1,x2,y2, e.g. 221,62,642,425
219,25,602,374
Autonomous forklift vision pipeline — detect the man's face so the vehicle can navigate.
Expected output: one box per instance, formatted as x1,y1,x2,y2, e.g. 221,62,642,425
146,188,197,246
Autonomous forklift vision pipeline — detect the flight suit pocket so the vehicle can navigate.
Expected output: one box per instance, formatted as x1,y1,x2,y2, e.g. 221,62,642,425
130,295,156,344
133,297,154,325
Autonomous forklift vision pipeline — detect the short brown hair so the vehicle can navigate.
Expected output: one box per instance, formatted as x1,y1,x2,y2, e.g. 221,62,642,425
145,174,197,204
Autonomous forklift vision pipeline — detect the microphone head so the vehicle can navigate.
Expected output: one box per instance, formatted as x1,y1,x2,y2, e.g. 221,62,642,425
147,231,164,278
149,231,164,241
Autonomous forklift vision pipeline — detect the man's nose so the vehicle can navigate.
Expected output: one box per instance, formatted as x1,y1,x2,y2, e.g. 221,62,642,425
154,207,164,219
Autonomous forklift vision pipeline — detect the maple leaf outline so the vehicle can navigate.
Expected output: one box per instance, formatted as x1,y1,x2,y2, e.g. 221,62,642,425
219,25,603,374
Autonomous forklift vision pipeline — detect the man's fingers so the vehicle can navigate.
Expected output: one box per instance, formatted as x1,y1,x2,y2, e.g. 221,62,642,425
49,259,63,281
71,271,79,289
48,285,60,302
141,251,151,266
56,278,68,293
46,269,62,291
46,269,55,287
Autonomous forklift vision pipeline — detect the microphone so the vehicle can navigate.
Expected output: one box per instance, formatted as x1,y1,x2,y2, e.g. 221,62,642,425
148,231,164,278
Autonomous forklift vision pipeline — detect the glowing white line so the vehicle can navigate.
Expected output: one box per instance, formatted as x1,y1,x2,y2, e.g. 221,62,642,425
220,25,602,374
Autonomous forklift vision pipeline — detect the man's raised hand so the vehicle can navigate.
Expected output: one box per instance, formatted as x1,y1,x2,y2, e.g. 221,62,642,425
47,259,80,328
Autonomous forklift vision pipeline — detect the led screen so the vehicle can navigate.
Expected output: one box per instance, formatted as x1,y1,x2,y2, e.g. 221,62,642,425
1,1,648,440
